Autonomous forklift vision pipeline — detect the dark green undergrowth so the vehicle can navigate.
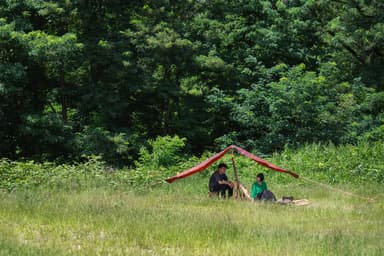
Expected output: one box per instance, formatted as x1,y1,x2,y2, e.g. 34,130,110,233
0,141,383,193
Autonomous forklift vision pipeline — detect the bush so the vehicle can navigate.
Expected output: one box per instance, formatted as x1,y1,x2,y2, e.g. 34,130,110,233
130,135,187,184
1,141,382,192
271,141,384,184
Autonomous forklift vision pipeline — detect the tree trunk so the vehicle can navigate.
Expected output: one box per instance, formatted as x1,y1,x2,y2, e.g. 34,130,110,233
59,61,67,122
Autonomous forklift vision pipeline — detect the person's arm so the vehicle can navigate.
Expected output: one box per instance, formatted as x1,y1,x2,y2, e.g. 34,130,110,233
218,180,233,187
218,173,233,187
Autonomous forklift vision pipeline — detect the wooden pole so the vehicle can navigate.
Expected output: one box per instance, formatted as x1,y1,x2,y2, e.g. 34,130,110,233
239,183,252,200
231,150,240,199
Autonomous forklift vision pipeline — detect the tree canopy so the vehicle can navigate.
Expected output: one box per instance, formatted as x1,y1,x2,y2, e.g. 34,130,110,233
1,0,383,164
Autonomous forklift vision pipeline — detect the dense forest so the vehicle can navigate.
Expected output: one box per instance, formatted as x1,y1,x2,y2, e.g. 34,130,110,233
1,0,383,165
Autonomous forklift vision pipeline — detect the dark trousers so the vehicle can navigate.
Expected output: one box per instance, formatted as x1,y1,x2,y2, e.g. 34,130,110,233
210,184,233,198
255,190,276,201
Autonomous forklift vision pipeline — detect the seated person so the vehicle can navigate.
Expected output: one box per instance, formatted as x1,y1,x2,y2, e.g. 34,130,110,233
209,163,234,198
251,173,276,201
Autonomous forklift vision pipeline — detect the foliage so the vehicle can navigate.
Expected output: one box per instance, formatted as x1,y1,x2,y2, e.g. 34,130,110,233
0,156,105,192
206,141,384,189
271,141,384,185
0,135,190,191
136,135,186,169
1,141,382,193
0,0,383,163
212,63,383,152
132,135,187,184
74,126,137,165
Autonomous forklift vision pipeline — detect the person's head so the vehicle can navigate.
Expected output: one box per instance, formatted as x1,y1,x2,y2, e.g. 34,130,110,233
218,163,228,174
256,173,264,182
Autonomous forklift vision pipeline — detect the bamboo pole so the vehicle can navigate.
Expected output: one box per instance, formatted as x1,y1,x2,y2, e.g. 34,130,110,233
231,150,240,199
239,183,252,200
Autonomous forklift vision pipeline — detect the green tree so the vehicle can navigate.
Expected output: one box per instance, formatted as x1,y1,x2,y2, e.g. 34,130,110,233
322,0,384,90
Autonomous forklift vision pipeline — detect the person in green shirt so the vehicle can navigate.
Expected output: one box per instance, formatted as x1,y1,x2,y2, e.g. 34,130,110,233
251,173,276,201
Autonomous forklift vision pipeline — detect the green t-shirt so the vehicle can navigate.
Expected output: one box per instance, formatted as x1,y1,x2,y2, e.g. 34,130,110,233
251,181,267,199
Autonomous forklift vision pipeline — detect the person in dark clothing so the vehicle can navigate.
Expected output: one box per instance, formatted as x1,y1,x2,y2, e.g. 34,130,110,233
209,163,234,198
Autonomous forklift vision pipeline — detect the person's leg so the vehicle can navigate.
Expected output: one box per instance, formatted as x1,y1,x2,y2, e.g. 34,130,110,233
261,190,276,201
211,184,226,198
219,184,233,198
215,184,231,198
227,185,233,198
219,184,228,198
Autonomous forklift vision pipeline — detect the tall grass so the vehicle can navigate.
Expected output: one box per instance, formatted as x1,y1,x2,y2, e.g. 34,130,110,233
273,141,384,184
1,141,383,192
0,185,383,255
0,141,383,255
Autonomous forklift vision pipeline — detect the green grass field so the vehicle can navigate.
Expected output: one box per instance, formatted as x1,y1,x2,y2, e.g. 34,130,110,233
1,142,383,255
1,179,383,256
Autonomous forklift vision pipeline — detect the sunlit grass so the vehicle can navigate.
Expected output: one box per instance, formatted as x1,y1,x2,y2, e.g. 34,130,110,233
0,141,383,255
0,181,383,256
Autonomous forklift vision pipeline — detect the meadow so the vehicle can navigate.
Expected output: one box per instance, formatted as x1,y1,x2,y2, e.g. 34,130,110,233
1,142,383,255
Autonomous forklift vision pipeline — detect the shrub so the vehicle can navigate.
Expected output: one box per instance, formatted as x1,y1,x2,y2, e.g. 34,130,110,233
131,135,187,184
